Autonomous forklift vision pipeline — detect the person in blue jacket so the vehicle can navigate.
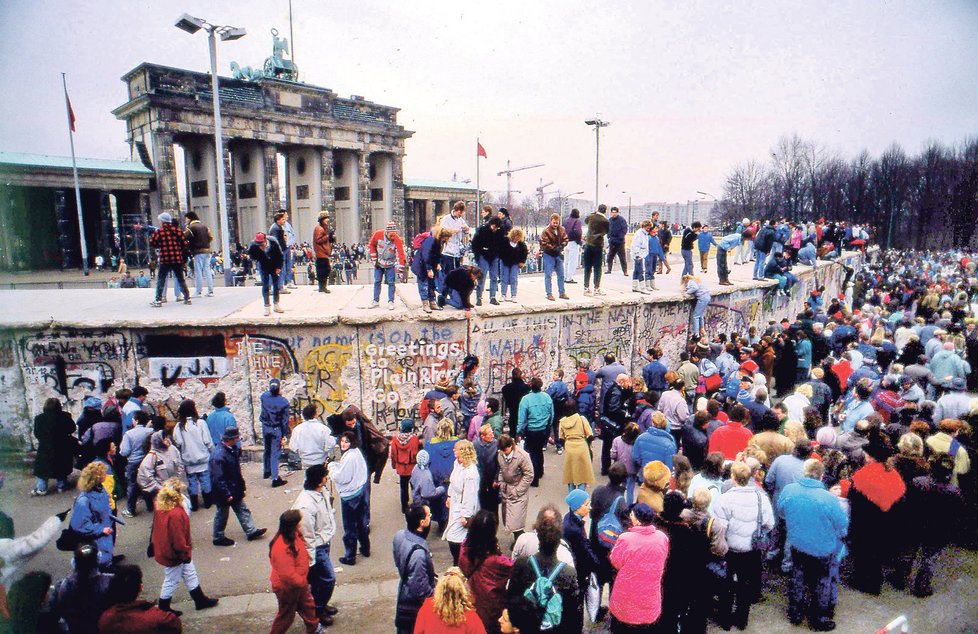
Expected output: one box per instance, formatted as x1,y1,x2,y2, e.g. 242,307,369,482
69,462,116,569
259,378,291,487
642,347,670,392
645,224,665,291
716,232,741,286
546,369,571,454
606,206,629,275
697,225,719,274
632,412,678,471
206,391,238,447
411,228,450,314
797,242,818,267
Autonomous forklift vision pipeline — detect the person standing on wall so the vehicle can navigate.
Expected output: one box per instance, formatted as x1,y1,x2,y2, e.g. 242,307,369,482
697,223,718,274
367,221,406,311
716,231,741,286
149,212,192,307
260,378,291,488
470,216,504,306
248,232,285,316
183,211,214,297
583,204,610,296
606,206,628,275
268,211,293,294
657,220,673,275
539,213,570,301
562,208,583,284
313,211,336,294
681,221,702,276
437,202,470,294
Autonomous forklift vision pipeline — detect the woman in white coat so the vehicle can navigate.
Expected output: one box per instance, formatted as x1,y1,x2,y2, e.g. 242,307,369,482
443,439,479,566
173,400,215,511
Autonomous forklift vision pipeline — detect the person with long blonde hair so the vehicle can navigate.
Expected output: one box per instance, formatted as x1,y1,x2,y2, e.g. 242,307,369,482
413,567,486,633
444,440,480,566
69,461,115,569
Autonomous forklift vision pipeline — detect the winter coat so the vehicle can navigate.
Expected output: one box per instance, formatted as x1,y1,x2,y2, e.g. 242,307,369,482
393,528,435,631
445,463,480,543
754,225,776,253
183,220,212,254
562,216,583,244
152,503,192,567
269,535,310,593
210,443,247,504
49,568,113,634
205,407,237,447
368,230,407,268
609,524,669,626
0,515,61,587
119,425,153,467
428,438,459,486
259,390,290,435
778,477,848,558
471,224,503,263
444,267,478,308
713,485,775,553
411,235,442,279
765,454,806,510
313,223,334,259
149,222,188,266
292,489,336,559
497,447,534,532
172,419,214,474
608,214,628,245
630,228,650,259
474,437,499,490
69,487,114,565
558,414,594,486
708,421,753,460
498,240,528,267
538,224,569,257
584,212,610,247
929,350,970,382
328,448,368,500
248,239,283,272
680,423,709,470
390,433,420,477
137,432,185,495
506,552,582,634
562,511,600,591
414,598,486,633
843,462,907,557
97,601,182,634
288,420,336,469
32,410,76,480
459,544,513,634
654,515,713,623
632,426,677,471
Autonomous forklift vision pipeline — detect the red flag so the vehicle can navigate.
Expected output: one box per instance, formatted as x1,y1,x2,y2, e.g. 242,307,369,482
65,91,76,132
477,141,487,158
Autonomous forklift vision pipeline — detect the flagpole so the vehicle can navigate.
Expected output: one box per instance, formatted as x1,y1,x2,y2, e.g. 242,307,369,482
63,73,89,275
476,138,481,217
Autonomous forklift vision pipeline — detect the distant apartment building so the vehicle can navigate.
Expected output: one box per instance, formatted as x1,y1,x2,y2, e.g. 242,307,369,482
548,196,594,216
635,199,717,227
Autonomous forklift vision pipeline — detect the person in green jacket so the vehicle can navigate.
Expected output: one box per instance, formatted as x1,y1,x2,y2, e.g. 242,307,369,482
517,378,554,487
484,398,504,437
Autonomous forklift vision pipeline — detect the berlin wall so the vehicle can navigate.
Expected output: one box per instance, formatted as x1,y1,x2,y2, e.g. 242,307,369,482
0,255,859,448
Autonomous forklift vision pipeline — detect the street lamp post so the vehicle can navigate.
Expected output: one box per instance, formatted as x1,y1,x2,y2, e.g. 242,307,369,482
175,13,246,284
555,190,584,217
696,190,717,227
585,118,610,211
621,190,632,228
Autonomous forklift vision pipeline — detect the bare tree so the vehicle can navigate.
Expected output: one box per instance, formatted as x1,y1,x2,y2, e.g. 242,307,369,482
770,134,809,219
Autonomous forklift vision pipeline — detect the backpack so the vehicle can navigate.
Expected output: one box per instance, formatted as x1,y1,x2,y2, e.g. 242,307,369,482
412,231,431,250
596,495,625,548
524,556,565,631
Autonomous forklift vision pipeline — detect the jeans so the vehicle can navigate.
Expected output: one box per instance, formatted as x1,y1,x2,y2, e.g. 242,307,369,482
161,270,183,299
523,428,549,483
606,242,627,274
373,266,396,302
124,461,144,514
35,477,67,493
500,264,519,297
192,253,214,295
155,263,190,302
542,253,565,296
309,543,336,613
160,561,200,599
582,244,603,289
787,549,834,627
632,257,645,282
260,268,281,306
280,245,294,287
445,289,466,309
476,256,499,301
564,241,580,281
213,500,257,540
417,275,436,301
783,271,798,291
340,487,370,560
753,250,769,279
437,254,460,293
644,255,658,281
717,247,730,282
681,249,694,275
769,273,787,290
186,470,212,496
691,295,710,333
263,431,282,479
625,474,636,504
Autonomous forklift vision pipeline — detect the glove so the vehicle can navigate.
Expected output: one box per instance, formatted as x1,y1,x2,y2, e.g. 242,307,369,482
56,509,70,522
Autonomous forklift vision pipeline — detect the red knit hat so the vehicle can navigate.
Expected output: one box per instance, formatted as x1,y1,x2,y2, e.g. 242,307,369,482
740,360,759,374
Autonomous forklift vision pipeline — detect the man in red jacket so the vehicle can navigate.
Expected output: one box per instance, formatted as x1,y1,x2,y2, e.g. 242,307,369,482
98,564,182,633
708,404,754,460
367,220,406,310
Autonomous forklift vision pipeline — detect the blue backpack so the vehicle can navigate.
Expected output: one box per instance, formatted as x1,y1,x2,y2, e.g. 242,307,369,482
524,555,565,630
597,495,625,548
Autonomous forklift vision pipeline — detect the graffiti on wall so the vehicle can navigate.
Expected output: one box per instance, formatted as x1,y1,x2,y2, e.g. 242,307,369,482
470,314,559,394
560,306,635,375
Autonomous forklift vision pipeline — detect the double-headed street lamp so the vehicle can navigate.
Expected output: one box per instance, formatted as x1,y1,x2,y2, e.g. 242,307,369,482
585,118,610,211
175,13,246,283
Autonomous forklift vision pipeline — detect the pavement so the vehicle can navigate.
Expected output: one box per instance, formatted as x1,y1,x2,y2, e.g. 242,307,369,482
0,253,850,329
3,446,977,633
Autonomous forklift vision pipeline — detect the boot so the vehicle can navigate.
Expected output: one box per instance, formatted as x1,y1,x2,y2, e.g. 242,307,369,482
648,279,658,291
274,303,285,313
422,300,432,314
324,281,330,294
189,586,219,610
190,494,199,512
158,598,183,617
201,490,212,509
318,279,328,293
632,280,640,293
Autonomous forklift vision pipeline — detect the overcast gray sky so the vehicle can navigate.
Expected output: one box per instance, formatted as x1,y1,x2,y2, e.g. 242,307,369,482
1,0,977,207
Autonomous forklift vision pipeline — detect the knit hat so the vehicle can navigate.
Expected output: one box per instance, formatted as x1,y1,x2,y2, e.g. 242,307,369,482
222,426,240,441
83,396,102,409
815,426,837,447
254,232,267,244
386,220,397,232
565,488,589,511
158,212,173,224
631,502,656,525
740,360,759,374
400,419,414,432
318,211,329,222
642,461,671,490
415,450,430,469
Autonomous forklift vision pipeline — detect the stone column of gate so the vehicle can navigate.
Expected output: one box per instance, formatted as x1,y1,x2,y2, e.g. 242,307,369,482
152,130,179,213
357,151,373,243
221,146,238,247
320,147,335,218
262,143,281,228
391,152,405,235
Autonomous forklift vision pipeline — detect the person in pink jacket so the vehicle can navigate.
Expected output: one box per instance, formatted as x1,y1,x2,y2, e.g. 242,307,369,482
608,502,669,631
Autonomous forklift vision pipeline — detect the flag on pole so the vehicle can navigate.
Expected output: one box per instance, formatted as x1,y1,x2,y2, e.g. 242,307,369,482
65,89,76,132
477,141,487,158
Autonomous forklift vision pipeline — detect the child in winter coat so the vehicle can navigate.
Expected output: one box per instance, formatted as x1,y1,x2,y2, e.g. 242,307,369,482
390,420,420,514
498,228,528,302
151,478,218,615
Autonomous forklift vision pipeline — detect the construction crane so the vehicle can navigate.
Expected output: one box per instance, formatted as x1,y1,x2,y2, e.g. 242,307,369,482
497,160,544,208
535,179,554,212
